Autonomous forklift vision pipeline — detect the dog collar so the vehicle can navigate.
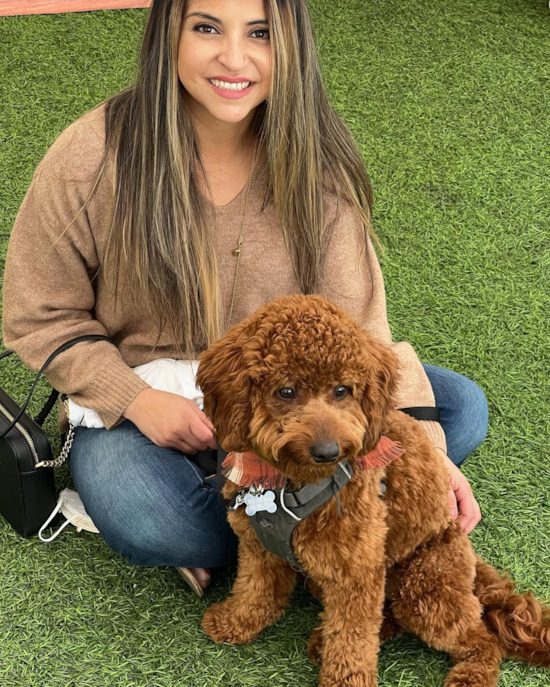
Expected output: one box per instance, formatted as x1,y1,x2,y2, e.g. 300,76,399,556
222,434,404,490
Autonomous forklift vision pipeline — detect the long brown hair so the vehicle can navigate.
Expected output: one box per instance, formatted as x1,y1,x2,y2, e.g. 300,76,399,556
77,0,381,358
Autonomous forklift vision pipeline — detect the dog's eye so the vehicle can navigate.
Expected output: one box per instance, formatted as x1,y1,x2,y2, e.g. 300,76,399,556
277,388,296,400
334,385,349,399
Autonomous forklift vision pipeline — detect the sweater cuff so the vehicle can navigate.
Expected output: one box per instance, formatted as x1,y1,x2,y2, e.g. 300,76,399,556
417,419,448,454
57,359,152,434
87,359,152,430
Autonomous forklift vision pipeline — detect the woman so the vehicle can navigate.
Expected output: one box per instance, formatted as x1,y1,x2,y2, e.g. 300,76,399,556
2,0,486,596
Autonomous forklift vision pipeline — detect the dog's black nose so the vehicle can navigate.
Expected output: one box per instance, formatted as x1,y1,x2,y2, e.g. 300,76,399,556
310,441,340,463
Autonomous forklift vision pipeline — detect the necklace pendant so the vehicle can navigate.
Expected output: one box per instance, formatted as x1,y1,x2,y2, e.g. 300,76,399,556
232,247,241,257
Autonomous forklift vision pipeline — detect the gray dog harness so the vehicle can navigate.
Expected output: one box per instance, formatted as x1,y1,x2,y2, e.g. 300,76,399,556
226,459,387,573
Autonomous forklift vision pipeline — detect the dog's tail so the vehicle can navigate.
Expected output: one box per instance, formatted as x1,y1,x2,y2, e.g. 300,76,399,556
474,555,550,667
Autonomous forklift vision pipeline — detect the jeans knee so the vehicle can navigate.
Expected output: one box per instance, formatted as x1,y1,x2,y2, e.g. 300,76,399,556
69,422,239,568
448,379,489,466
462,379,489,446
101,522,193,567
88,481,239,568
99,511,236,568
423,364,490,466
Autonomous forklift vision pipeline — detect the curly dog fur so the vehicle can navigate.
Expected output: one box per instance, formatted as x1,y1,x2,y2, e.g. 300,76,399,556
196,294,550,686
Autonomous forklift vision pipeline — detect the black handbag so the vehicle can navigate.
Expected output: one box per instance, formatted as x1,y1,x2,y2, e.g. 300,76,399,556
0,334,116,539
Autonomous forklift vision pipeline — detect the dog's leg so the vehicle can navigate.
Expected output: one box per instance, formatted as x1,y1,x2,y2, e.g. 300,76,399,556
307,624,324,666
307,598,401,668
380,600,403,645
201,532,297,645
312,569,385,687
390,523,505,687
380,567,404,645
305,575,324,602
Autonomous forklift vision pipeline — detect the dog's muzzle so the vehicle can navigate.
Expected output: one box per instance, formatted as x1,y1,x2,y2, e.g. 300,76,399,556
309,441,340,463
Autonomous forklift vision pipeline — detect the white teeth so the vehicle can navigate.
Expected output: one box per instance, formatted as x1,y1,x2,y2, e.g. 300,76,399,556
209,79,251,91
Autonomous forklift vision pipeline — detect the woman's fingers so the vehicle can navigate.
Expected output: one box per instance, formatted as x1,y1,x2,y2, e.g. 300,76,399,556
437,448,482,533
204,415,216,433
458,494,482,534
451,473,482,533
448,484,458,520
187,401,217,435
187,415,218,451
449,476,481,533
174,399,217,451
178,441,200,455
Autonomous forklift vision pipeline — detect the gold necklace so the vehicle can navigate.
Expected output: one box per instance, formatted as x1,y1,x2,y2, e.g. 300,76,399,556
226,137,259,331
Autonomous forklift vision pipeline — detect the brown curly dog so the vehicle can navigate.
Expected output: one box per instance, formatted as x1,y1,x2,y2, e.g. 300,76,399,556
196,294,550,686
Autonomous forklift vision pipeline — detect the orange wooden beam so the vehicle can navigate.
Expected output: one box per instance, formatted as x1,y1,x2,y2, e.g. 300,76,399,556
0,0,152,17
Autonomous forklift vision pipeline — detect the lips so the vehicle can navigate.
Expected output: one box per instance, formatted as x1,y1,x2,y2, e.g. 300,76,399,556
208,76,255,84
206,79,255,98
208,78,251,87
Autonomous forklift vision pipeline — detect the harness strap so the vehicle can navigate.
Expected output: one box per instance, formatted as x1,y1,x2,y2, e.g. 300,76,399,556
216,445,231,508
282,460,352,512
399,406,440,421
248,460,354,572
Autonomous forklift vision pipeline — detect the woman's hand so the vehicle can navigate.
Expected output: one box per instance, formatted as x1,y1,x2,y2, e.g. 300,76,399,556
122,388,217,454
435,448,482,534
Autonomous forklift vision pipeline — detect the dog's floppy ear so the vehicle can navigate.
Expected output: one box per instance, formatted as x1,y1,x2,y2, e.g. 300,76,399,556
358,332,401,453
196,321,254,452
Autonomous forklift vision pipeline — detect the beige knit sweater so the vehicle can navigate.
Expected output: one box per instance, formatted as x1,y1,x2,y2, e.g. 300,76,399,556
1,104,447,453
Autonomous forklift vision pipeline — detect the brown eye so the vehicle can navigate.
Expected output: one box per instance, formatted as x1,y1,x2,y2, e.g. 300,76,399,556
277,388,296,400
334,385,349,399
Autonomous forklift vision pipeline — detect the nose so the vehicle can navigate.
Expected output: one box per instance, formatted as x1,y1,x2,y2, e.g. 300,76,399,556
218,35,249,71
310,441,340,464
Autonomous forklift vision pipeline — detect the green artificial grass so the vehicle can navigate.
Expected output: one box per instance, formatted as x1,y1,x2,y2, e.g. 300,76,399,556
0,1,549,684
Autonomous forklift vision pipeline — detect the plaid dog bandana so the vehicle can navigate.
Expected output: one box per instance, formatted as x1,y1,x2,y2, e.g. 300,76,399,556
222,434,405,489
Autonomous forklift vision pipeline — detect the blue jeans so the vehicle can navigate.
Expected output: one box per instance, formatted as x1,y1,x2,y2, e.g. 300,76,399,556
67,364,488,569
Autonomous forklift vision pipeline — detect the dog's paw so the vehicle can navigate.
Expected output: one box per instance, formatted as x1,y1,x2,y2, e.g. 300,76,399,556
305,576,324,602
443,663,500,687
307,625,323,666
380,603,403,645
201,600,268,645
319,666,377,687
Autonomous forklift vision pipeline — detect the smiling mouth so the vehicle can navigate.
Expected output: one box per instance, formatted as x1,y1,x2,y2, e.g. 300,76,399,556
207,78,254,91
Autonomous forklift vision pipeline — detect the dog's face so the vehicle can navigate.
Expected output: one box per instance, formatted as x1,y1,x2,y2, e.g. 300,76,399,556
196,295,400,483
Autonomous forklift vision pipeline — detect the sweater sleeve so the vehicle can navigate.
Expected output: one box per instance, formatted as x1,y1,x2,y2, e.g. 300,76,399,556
318,199,447,454
1,120,151,431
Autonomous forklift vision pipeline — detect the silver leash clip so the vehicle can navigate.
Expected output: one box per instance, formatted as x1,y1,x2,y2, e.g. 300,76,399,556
228,490,247,511
228,484,266,511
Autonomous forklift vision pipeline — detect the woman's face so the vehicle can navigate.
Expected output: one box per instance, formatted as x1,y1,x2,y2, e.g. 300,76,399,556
178,0,272,127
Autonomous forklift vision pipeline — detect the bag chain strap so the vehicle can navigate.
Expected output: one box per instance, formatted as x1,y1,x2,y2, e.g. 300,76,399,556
35,397,75,469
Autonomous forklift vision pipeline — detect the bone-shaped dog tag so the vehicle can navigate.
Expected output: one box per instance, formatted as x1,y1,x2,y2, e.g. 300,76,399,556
244,490,277,516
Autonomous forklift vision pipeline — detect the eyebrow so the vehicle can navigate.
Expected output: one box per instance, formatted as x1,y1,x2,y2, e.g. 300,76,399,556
185,11,268,26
